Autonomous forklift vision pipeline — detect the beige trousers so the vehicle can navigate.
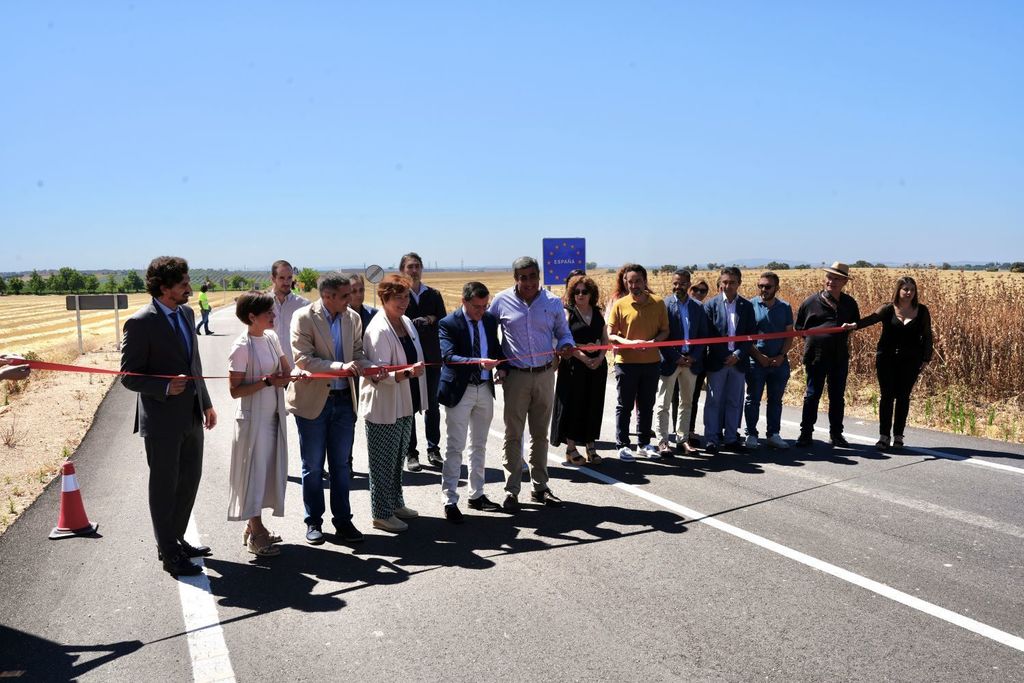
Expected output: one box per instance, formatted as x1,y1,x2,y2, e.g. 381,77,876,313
656,365,699,442
501,367,555,496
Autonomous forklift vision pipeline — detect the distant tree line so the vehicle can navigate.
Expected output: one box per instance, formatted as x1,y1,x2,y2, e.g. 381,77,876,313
0,267,281,296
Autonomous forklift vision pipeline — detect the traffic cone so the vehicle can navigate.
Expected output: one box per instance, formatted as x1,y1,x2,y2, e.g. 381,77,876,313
48,462,99,539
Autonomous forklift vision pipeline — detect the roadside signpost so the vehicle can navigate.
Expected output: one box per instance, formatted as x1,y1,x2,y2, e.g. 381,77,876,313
365,264,384,307
65,294,129,354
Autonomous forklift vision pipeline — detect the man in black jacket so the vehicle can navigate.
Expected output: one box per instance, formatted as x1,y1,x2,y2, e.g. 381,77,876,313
400,252,447,470
794,262,859,448
121,256,217,578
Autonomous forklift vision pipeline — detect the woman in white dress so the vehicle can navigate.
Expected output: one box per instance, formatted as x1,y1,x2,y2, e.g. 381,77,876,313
227,292,294,556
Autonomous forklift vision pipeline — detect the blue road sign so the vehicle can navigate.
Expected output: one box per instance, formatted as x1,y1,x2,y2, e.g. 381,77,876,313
542,238,586,285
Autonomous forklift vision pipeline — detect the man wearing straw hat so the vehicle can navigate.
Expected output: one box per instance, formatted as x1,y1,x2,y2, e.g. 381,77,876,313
794,261,860,447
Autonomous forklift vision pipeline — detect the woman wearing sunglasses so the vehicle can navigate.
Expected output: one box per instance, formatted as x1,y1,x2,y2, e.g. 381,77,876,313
685,280,710,445
550,274,609,465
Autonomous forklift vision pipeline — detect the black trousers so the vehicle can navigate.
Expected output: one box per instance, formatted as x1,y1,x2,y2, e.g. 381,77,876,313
144,417,204,558
800,354,849,437
614,362,660,447
408,365,441,455
877,355,922,438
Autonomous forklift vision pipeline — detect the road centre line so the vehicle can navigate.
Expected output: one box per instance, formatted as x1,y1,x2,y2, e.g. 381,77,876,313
178,517,236,683
778,418,1024,476
487,429,1024,653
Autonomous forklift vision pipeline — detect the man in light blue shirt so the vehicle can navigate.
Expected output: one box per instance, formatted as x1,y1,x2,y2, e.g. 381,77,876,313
745,271,794,449
489,256,574,511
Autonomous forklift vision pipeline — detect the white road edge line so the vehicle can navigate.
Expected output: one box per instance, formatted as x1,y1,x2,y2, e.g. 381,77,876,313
490,429,1024,654
778,418,1024,476
178,516,236,683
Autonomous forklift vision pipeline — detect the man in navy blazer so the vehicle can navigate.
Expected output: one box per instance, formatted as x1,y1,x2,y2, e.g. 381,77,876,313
702,267,756,453
656,270,710,455
437,282,506,523
120,256,217,578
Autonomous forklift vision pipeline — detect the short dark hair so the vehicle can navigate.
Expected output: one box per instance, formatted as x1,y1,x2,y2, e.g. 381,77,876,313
462,281,490,301
759,271,780,286
235,291,274,325
317,271,352,293
399,252,423,270
720,266,742,282
621,263,648,281
378,274,413,303
512,256,539,275
271,260,293,278
673,269,692,280
200,284,209,293
566,268,586,280
145,256,189,297
892,276,919,307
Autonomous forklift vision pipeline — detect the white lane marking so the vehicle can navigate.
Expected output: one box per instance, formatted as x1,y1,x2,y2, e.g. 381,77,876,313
778,418,1024,476
761,462,1024,539
490,428,1024,653
179,517,236,683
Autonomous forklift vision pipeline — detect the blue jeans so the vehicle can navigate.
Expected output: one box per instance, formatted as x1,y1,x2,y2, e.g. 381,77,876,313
703,365,746,445
745,362,791,438
295,393,354,527
196,308,211,334
800,355,849,437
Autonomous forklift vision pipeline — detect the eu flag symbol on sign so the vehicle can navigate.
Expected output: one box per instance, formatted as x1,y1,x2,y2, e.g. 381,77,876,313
542,238,586,285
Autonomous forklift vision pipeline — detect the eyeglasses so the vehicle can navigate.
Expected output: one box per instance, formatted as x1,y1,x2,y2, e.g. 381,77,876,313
691,288,708,295
573,289,588,296
757,284,775,290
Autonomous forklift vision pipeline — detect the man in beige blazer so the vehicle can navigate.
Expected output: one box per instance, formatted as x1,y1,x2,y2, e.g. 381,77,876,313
287,272,375,545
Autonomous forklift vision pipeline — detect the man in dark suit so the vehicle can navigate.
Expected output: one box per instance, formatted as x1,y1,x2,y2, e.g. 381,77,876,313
702,266,756,454
121,256,217,578
437,282,506,523
656,269,710,455
400,252,447,470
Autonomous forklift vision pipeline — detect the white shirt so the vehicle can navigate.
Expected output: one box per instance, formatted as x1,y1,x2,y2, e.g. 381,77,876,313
272,292,310,364
725,295,737,351
463,306,490,381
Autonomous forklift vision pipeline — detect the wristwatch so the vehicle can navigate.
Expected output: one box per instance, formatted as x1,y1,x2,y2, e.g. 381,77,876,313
263,377,272,386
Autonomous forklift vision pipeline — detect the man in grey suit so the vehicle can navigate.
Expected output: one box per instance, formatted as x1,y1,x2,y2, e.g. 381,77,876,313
121,256,217,578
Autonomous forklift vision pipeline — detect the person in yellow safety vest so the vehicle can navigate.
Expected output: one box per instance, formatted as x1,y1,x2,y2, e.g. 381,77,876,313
196,284,214,335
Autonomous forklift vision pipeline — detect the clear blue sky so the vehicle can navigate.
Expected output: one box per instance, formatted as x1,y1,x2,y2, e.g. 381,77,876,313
2,2,1021,272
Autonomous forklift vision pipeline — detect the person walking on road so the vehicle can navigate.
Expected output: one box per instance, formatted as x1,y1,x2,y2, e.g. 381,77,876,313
227,292,294,557
853,276,934,450
744,272,795,450
120,256,217,578
437,282,506,524
195,284,213,335
794,262,860,448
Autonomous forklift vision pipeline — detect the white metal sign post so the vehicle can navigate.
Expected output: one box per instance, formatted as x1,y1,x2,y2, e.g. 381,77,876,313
65,294,130,353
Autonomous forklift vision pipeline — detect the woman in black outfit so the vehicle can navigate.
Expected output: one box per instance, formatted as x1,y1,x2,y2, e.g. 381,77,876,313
685,280,710,445
551,275,609,465
855,276,933,449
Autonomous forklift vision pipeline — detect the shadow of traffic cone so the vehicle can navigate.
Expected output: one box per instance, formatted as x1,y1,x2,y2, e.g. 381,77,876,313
48,462,99,539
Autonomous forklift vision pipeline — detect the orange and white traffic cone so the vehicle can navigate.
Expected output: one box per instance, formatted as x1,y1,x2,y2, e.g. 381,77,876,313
48,462,99,539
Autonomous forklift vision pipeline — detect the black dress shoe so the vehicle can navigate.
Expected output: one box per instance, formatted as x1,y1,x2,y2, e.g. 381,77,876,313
795,433,813,448
467,495,502,512
335,520,364,543
444,504,464,524
530,488,563,508
502,494,520,513
426,449,444,468
406,455,422,472
162,553,202,578
722,441,748,454
830,434,850,448
704,442,719,454
306,524,325,545
178,539,212,558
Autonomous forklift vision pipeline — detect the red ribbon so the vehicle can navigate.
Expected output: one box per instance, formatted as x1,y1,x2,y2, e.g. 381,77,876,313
10,326,847,381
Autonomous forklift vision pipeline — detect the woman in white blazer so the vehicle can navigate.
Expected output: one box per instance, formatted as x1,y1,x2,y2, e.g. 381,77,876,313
227,292,295,556
360,274,427,532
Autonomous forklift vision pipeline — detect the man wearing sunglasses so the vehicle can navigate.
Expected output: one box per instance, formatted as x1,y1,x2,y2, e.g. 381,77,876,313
744,272,794,449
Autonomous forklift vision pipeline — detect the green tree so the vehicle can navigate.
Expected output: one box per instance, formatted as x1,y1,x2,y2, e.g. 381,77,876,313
123,271,144,292
1010,262,1024,273
9,277,24,294
941,262,952,270
660,264,678,275
59,267,85,292
83,274,100,292
0,275,6,295
296,267,320,292
46,272,62,293
794,263,811,269
851,260,873,268
28,270,46,294
585,261,597,270
228,274,249,290
765,261,790,270
105,274,121,293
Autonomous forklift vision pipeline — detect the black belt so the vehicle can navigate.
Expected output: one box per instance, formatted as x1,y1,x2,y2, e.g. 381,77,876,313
508,362,552,373
329,388,350,397
468,374,489,385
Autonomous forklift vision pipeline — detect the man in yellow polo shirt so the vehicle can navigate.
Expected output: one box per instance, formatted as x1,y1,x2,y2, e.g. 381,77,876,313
607,263,670,461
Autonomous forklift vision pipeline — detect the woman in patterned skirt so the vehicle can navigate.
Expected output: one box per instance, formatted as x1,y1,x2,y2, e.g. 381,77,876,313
360,274,428,532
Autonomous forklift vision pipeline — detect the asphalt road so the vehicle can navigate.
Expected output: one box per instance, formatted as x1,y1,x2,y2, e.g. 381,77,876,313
2,305,1023,682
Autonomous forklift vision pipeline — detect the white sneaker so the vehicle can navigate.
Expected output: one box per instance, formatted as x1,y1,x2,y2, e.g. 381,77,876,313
618,446,637,462
641,444,661,459
766,434,790,449
744,435,759,449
